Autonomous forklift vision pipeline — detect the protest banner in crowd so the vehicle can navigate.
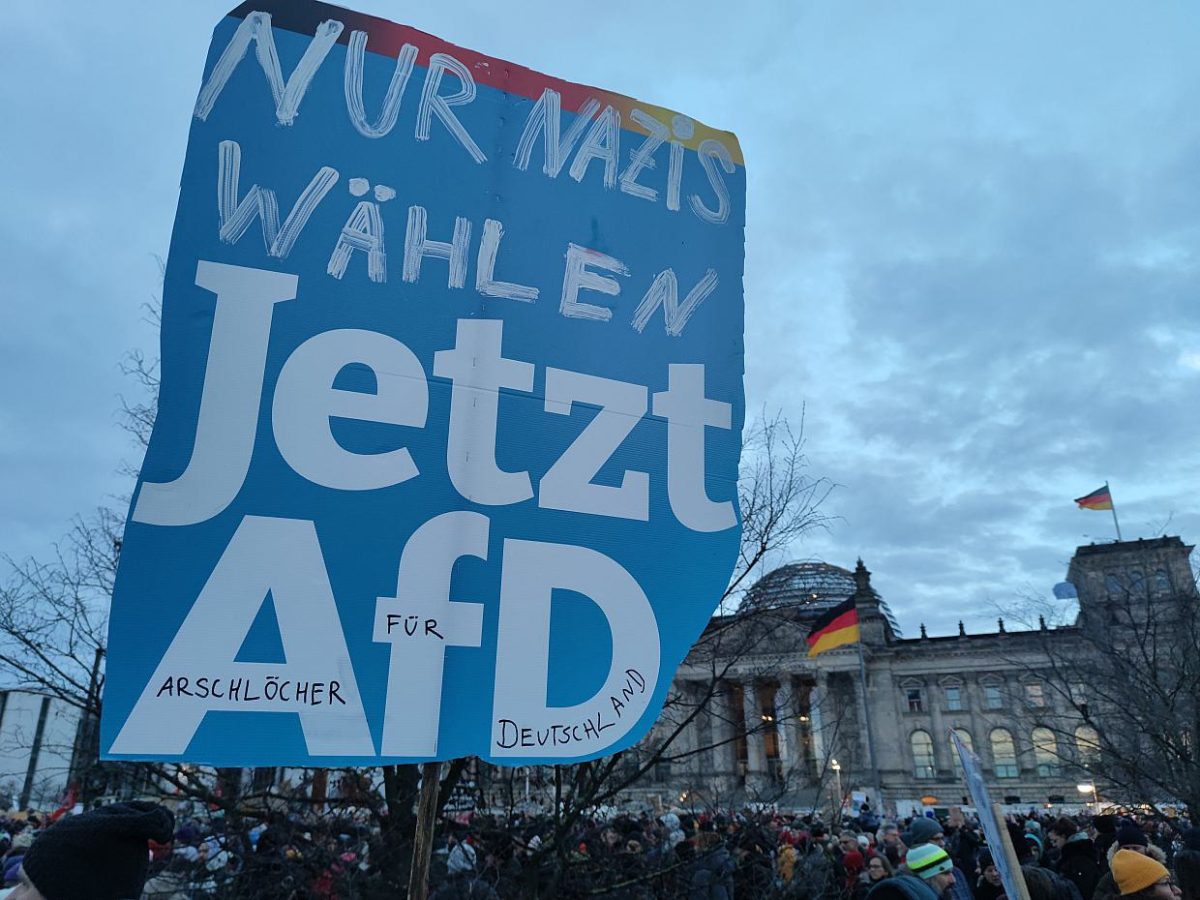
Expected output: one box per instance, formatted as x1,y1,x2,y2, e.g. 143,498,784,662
952,730,1031,900
101,0,745,767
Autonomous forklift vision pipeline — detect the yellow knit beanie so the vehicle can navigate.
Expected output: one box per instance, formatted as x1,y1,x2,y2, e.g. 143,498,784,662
1113,848,1169,895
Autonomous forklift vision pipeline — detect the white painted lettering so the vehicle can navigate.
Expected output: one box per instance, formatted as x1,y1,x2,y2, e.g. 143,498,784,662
415,53,486,164
217,140,339,258
475,218,539,302
343,30,418,138
402,205,471,288
569,104,621,189
690,138,735,225
560,243,628,322
630,268,719,336
194,13,344,126
619,109,669,202
327,200,387,282
513,88,601,178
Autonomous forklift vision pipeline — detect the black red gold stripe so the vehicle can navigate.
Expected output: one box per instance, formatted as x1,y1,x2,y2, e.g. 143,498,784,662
806,598,860,657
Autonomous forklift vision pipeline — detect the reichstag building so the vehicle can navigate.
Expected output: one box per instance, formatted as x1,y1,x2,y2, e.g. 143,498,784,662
624,535,1194,817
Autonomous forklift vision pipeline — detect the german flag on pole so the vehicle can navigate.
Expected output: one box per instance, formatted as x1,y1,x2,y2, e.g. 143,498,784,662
1074,484,1113,511
806,598,860,657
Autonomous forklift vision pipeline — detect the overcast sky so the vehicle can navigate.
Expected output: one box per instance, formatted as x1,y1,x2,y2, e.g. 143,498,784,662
4,1,1199,636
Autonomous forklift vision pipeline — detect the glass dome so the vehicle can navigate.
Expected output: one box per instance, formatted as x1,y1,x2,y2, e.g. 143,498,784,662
742,561,858,611
740,560,902,635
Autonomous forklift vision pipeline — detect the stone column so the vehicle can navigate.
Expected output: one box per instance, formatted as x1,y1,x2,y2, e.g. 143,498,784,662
711,680,738,778
775,676,797,776
927,678,947,775
966,679,987,767
809,675,827,766
852,669,872,774
742,680,768,792
677,680,701,776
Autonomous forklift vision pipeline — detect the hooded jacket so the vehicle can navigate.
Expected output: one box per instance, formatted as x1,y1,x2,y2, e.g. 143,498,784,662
1093,837,1168,900
866,873,942,900
689,846,735,900
1057,834,1101,900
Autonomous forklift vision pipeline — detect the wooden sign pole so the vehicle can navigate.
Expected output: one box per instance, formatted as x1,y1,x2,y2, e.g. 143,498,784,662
408,761,442,900
992,802,1032,900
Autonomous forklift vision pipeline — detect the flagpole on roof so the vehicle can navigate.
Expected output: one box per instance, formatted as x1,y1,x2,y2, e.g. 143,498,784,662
1107,481,1123,541
855,636,883,818
849,561,883,819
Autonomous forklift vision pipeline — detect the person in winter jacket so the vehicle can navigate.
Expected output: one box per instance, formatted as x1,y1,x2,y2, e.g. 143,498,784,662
140,855,196,900
866,855,896,882
9,801,174,900
777,831,799,887
1049,817,1101,900
1022,865,1084,900
879,825,907,869
843,849,866,897
1093,818,1118,866
1117,825,1152,856
903,819,973,900
975,848,1006,900
852,852,890,900
795,831,844,900
1110,849,1180,900
430,840,500,900
867,845,957,900
689,831,735,900
1173,829,1200,900
1095,837,1172,900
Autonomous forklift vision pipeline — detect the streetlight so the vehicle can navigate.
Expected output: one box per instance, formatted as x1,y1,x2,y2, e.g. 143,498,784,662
831,758,843,822
1077,782,1099,808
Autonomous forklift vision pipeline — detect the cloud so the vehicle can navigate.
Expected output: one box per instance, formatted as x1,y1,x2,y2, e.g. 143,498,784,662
5,1,1200,638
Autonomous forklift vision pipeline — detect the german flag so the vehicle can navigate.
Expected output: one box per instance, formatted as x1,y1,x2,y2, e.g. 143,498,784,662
1074,485,1113,511
806,598,860,657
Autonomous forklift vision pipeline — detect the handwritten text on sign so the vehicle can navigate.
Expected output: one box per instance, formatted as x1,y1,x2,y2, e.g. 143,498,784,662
101,0,745,766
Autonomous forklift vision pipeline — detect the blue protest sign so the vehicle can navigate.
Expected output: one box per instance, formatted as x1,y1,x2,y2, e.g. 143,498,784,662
101,0,745,766
952,731,1028,900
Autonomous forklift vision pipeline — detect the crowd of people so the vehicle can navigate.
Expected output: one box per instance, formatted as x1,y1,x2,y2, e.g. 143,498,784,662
0,799,1197,899
421,805,1200,900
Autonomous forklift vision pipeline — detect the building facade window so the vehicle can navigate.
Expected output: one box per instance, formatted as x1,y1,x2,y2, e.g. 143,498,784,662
1074,725,1100,763
991,728,1018,778
951,728,973,775
1033,727,1059,777
1024,682,1045,707
911,730,936,779
984,684,1004,710
906,687,924,713
1069,683,1089,717
1106,573,1123,596
1129,570,1145,596
945,686,964,711
1155,569,1171,594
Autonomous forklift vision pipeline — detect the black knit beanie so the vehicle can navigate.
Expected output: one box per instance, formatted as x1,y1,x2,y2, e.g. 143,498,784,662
1116,822,1148,847
22,801,175,900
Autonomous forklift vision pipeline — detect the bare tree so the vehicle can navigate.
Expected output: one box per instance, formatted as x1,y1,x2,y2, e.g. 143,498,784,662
1,275,838,894
1000,574,1200,819
459,411,840,897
